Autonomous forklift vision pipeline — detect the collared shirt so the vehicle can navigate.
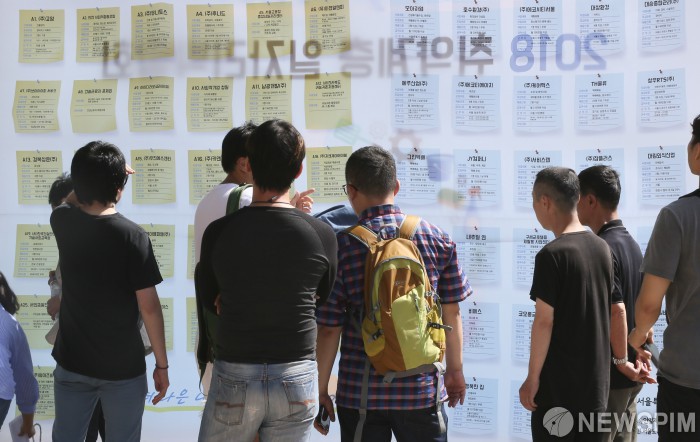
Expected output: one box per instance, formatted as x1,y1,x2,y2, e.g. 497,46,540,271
316,204,471,410
0,305,39,414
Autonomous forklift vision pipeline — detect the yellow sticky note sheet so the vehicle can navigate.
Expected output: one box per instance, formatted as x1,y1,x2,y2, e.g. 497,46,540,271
140,224,175,278
187,4,234,59
305,72,352,129
129,77,174,132
16,151,63,205
305,0,350,55
186,297,198,353
19,9,65,63
132,3,174,60
187,224,196,280
186,77,234,132
14,225,58,279
13,81,61,133
16,295,53,350
189,150,223,204
76,7,120,62
247,2,293,58
306,146,352,203
131,149,177,204
71,79,118,133
160,297,175,351
245,75,293,124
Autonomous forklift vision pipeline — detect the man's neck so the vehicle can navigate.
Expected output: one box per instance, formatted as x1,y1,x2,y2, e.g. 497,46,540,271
552,212,586,238
78,201,117,216
221,172,245,185
590,210,620,234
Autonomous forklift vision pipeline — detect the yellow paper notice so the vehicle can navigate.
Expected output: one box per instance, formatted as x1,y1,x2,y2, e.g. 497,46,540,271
71,79,118,133
189,150,223,204
245,75,292,124
247,2,293,58
187,225,196,280
186,297,198,352
160,298,174,350
19,10,65,63
140,224,175,278
16,151,63,205
187,4,234,59
131,149,176,204
16,295,53,349
13,81,61,133
32,367,56,419
186,77,233,132
305,72,352,129
14,225,58,279
132,3,174,60
305,0,350,55
128,77,174,132
76,7,120,62
306,146,352,203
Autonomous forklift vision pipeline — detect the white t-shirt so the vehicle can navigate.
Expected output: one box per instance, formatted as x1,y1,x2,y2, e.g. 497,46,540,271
194,183,253,262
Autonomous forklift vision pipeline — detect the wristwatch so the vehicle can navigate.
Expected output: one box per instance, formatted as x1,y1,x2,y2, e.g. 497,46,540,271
612,355,628,366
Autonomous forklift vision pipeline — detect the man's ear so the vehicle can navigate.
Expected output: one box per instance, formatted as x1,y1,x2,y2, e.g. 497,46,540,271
393,179,400,196
237,157,250,173
294,163,303,179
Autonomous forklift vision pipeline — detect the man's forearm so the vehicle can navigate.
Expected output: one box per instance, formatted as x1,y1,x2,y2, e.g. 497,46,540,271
442,303,463,373
137,287,168,368
528,300,554,380
610,302,628,358
316,325,342,395
634,274,669,336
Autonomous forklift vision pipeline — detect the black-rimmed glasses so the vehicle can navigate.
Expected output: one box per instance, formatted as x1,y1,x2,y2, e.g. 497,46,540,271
342,183,357,195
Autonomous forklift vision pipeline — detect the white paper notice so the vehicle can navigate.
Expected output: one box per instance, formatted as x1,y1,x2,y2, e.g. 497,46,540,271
394,148,440,204
454,0,500,61
455,227,500,284
514,150,562,208
637,69,686,129
575,73,624,131
637,145,685,206
638,0,684,53
391,0,439,54
454,149,501,208
392,75,439,130
575,148,626,206
514,0,563,56
453,76,500,132
512,303,536,362
460,301,499,359
576,0,625,55
513,228,553,287
450,377,498,435
514,76,562,133
510,379,532,439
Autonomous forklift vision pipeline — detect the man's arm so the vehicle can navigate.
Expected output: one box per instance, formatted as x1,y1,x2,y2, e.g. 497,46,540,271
314,325,342,435
611,302,651,382
629,273,669,356
519,298,553,411
442,302,465,407
136,286,170,405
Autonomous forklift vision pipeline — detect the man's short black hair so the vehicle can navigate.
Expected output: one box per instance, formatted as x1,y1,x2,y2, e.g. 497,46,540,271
221,121,257,174
691,114,700,145
345,145,397,198
578,165,621,210
533,167,580,212
246,119,305,192
71,141,127,205
48,172,73,208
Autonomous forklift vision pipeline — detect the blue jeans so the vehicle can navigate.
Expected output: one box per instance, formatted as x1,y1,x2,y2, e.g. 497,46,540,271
52,365,147,442
0,398,10,429
199,359,318,442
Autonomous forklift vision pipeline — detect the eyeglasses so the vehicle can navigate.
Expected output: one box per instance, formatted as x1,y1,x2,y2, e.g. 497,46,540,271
342,183,357,195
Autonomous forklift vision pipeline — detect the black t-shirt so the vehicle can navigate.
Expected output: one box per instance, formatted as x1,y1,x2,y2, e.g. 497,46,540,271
529,231,613,413
50,205,162,380
598,220,644,390
198,206,338,363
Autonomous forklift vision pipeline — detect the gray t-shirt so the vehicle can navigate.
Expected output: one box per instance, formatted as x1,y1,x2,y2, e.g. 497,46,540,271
641,189,700,389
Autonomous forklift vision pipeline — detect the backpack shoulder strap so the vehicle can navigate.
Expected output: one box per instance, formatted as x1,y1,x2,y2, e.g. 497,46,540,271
226,184,251,215
345,224,377,248
399,215,421,240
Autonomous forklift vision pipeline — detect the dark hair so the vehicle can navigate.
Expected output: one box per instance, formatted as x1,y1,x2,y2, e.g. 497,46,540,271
48,172,74,208
534,167,580,212
691,114,700,145
71,141,127,205
578,165,621,210
246,120,305,192
221,121,257,174
0,271,19,315
345,146,397,198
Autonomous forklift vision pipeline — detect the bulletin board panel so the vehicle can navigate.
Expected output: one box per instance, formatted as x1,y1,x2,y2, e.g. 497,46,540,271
0,1,698,440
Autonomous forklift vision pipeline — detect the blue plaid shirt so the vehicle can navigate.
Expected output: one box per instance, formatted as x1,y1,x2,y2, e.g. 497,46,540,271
316,205,471,410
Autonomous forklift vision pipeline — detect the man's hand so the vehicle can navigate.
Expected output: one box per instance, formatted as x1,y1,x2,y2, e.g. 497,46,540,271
291,188,315,213
519,376,539,411
444,370,466,407
151,367,170,405
628,327,654,365
47,296,61,320
18,413,35,438
313,393,336,435
616,359,656,384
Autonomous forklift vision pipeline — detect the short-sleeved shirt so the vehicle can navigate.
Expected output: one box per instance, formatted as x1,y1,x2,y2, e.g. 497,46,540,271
198,205,338,363
529,231,613,413
316,205,471,410
50,205,162,380
597,220,643,390
642,189,700,389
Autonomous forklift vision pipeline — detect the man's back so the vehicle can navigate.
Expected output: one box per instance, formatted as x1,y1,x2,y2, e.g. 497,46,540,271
50,205,162,380
530,231,613,413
